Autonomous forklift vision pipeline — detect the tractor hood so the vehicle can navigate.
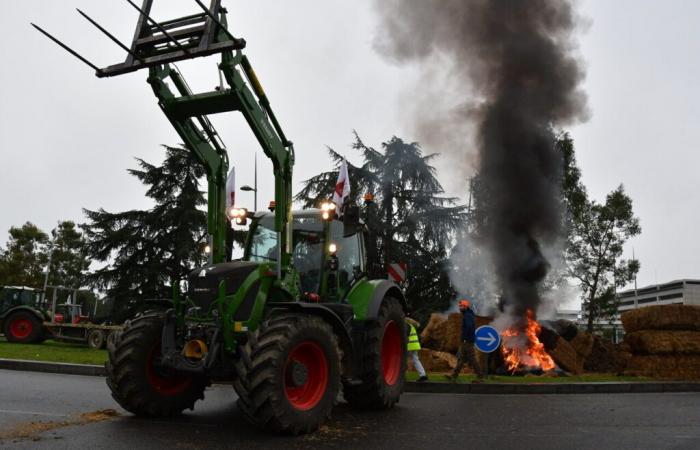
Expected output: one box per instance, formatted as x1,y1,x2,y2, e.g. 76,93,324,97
187,261,262,314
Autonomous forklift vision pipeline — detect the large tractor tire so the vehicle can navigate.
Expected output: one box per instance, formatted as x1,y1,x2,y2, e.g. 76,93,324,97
343,297,406,409
106,312,207,417
234,313,341,434
3,311,44,344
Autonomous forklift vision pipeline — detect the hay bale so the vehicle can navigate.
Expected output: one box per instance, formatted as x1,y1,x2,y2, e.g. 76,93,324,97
621,305,700,333
570,331,594,358
443,313,463,353
624,354,700,380
407,349,457,373
420,313,447,351
583,336,629,373
420,312,495,354
624,330,700,354
549,336,583,374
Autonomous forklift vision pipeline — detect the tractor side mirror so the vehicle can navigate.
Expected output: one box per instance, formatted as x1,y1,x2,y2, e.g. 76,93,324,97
343,204,360,237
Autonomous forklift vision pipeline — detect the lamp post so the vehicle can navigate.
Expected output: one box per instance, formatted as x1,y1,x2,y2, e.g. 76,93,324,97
240,152,258,210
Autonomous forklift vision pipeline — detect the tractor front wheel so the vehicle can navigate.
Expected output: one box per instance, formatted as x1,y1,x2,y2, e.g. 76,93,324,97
343,297,406,409
105,312,207,417
4,311,44,344
234,313,341,434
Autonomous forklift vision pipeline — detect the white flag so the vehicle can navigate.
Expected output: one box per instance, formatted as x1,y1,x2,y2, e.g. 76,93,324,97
332,159,351,215
225,166,236,209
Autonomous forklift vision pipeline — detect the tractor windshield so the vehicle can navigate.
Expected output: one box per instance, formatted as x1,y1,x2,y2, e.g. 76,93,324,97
247,215,325,293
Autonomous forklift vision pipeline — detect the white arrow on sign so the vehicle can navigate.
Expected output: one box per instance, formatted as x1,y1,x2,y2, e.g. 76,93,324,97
477,331,497,347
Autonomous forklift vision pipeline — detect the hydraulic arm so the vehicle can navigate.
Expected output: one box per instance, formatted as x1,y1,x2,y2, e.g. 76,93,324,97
32,1,295,273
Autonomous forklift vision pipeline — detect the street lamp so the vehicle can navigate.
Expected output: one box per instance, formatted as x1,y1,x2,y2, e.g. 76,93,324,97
240,152,258,211
240,185,257,211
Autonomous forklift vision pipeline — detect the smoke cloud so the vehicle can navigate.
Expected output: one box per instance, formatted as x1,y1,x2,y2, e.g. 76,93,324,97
374,0,588,329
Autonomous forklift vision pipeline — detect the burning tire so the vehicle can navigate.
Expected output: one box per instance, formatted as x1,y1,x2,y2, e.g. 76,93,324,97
234,313,341,434
3,311,44,344
106,312,207,417
343,297,406,409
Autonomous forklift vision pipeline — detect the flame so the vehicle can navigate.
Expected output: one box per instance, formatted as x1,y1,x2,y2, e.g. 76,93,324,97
500,309,555,373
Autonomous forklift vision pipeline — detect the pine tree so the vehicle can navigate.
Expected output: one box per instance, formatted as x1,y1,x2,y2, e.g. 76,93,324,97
82,145,208,319
296,132,467,319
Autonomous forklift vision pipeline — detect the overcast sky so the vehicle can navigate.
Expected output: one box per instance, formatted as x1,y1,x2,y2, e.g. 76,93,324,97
1,0,699,294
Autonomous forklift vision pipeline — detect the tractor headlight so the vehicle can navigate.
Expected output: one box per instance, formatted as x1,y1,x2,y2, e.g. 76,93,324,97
228,207,248,224
320,202,336,221
328,243,338,255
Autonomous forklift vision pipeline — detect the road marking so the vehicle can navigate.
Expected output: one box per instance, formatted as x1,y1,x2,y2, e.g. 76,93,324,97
0,409,69,418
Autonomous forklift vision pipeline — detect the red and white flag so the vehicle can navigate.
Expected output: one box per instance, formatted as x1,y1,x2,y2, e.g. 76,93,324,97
225,166,236,210
333,159,351,215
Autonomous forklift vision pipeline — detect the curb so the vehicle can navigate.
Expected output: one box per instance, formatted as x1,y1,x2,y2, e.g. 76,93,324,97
0,358,105,377
404,380,700,394
2,359,700,394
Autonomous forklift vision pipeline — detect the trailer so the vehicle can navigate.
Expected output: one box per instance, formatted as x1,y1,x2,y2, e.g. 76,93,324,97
41,286,123,349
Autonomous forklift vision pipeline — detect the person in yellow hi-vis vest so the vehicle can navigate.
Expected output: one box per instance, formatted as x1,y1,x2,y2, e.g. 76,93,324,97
406,314,428,382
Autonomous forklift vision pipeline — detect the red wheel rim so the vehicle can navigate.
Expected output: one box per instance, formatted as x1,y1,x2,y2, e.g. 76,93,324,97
381,320,402,386
284,341,329,411
10,318,33,340
145,345,192,396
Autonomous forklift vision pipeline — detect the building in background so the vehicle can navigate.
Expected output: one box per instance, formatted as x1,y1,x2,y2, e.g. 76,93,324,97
586,279,700,342
617,279,700,312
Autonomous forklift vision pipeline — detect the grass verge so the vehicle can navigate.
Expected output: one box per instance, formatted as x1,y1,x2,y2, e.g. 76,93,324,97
0,337,107,366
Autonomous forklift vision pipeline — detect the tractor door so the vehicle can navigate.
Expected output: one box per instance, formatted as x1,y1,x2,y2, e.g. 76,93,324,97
329,221,365,300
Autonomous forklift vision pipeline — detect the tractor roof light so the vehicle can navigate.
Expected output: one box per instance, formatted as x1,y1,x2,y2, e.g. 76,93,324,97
204,244,211,254
321,201,336,221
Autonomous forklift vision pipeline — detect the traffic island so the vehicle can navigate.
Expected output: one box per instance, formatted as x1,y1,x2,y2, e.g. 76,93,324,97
3,358,700,394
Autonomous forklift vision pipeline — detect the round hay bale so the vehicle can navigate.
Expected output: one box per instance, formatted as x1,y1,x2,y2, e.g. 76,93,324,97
583,336,629,373
420,313,447,351
570,331,594,358
621,305,700,333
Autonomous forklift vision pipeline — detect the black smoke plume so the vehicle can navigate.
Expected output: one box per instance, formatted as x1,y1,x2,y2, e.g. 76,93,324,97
373,0,588,329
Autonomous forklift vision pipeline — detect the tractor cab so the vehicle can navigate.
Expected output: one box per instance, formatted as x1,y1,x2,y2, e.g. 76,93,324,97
54,303,89,324
0,287,42,313
244,208,365,302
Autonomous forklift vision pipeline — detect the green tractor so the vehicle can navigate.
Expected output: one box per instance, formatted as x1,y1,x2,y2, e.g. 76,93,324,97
0,286,48,343
34,1,407,434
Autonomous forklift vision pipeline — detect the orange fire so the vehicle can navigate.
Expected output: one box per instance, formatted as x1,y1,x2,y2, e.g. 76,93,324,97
501,309,555,373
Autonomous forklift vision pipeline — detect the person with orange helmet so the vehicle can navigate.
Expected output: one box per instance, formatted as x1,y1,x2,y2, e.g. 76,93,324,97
446,299,484,381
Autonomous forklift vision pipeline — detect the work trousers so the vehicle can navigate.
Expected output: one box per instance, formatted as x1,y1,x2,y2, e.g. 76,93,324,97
410,350,426,377
451,341,484,378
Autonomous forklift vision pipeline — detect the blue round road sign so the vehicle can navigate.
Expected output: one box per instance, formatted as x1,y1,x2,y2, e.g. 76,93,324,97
474,325,501,353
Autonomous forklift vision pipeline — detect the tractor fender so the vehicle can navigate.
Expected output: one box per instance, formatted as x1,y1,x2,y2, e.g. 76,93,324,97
266,302,354,373
365,280,407,320
0,305,48,330
346,279,407,322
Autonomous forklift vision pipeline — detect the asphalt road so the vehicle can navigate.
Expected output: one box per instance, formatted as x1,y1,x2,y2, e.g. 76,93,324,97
1,369,700,450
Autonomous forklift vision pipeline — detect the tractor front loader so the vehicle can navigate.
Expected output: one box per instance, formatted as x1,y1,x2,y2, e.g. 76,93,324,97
34,1,407,434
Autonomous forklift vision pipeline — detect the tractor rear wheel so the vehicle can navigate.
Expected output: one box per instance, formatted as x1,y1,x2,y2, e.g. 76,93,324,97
234,313,341,434
106,312,207,417
4,311,44,344
343,297,406,409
